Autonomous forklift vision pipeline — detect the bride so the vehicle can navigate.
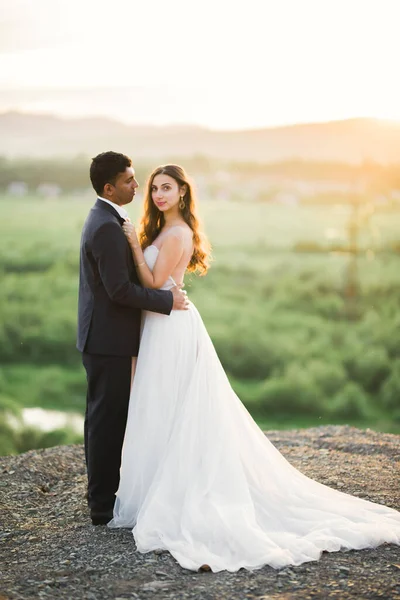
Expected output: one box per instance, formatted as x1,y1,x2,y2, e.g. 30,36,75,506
108,164,400,572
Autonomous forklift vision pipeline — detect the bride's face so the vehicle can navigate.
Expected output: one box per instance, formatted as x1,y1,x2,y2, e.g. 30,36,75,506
151,174,183,212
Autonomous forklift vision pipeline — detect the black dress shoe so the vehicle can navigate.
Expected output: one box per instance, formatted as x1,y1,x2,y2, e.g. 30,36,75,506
90,510,113,526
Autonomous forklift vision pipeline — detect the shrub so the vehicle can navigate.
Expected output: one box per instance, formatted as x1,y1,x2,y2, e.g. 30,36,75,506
380,360,400,418
15,426,82,454
329,382,371,419
344,347,391,394
303,360,348,397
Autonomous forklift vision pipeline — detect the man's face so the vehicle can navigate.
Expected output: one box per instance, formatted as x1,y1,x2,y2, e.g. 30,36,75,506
112,167,139,205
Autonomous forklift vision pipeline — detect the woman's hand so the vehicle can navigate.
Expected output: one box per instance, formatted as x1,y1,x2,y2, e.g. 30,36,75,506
122,219,146,272
122,221,138,248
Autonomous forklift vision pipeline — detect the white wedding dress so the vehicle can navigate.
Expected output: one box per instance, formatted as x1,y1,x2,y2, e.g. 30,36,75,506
109,245,400,572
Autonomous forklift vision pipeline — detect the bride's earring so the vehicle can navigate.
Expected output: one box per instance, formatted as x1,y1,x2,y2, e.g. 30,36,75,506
179,196,185,210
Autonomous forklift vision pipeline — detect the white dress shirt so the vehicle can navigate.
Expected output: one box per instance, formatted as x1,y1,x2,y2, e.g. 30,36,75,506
98,196,129,220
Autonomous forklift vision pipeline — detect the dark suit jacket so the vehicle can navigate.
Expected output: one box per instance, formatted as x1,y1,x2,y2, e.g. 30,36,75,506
77,199,173,356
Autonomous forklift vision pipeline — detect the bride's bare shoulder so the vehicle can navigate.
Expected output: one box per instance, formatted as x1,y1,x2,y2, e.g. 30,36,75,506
167,224,193,244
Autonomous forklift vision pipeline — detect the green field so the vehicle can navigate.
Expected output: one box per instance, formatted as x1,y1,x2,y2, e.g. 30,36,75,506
1,195,400,454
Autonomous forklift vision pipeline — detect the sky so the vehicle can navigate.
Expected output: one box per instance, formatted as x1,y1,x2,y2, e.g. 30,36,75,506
0,0,399,130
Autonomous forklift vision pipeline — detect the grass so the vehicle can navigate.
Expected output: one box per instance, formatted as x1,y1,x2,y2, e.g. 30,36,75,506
1,194,400,450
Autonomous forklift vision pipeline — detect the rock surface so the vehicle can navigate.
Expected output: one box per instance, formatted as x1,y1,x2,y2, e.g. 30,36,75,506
1,425,399,599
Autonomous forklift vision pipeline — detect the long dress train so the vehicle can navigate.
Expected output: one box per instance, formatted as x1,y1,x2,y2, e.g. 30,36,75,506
108,245,400,572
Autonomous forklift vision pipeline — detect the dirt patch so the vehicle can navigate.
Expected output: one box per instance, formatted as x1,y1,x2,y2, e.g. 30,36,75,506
1,426,399,599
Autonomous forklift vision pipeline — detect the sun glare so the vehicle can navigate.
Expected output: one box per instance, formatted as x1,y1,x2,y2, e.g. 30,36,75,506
0,0,399,129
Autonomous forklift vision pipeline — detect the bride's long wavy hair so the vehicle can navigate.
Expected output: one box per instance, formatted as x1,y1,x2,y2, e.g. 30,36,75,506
139,164,211,275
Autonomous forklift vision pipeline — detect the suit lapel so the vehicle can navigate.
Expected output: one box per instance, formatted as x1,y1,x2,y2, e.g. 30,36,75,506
94,198,137,278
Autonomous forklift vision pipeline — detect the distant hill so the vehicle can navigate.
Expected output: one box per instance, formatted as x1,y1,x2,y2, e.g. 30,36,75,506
1,111,400,163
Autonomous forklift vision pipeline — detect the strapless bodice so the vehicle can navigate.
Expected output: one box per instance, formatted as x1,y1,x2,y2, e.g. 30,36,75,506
143,245,177,291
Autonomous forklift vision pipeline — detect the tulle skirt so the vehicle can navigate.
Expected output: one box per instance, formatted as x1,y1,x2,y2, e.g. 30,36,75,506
109,303,400,572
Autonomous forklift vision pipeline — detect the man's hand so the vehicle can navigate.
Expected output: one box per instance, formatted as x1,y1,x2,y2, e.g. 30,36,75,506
171,284,189,310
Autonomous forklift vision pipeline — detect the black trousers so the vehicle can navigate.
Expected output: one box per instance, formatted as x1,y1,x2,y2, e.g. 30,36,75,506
82,352,132,514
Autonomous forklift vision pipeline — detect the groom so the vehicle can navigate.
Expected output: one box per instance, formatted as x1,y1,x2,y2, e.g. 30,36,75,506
77,151,188,525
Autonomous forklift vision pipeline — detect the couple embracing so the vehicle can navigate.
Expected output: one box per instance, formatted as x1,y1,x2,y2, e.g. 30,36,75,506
77,151,400,573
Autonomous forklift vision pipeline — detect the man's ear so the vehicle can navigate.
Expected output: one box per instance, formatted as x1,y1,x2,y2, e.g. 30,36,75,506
103,183,113,197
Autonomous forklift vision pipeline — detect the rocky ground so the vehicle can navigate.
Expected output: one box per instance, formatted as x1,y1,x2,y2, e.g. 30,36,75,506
1,425,399,600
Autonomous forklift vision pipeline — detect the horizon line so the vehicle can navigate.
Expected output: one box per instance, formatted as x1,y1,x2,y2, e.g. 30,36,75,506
1,108,400,133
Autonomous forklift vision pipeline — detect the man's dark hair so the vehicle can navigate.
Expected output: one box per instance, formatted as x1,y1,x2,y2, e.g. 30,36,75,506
90,151,132,195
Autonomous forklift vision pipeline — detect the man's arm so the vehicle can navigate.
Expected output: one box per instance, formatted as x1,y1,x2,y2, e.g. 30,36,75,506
92,221,173,315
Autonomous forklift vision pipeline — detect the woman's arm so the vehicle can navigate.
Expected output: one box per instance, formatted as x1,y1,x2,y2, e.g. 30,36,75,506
122,222,185,289
91,221,173,314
